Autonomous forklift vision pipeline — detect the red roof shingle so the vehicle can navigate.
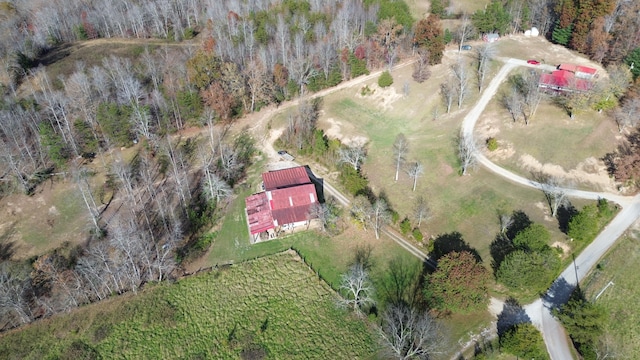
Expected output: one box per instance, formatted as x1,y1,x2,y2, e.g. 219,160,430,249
262,166,311,190
245,192,275,235
268,183,317,225
246,166,319,235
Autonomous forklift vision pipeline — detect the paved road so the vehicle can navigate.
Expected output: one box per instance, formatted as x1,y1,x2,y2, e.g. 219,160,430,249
461,58,640,360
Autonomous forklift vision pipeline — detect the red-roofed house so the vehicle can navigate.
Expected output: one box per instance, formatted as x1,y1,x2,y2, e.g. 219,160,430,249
245,166,319,242
557,63,597,79
539,70,592,92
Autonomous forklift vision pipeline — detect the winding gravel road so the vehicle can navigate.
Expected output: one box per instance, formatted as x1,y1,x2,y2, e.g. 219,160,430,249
254,55,640,359
461,58,640,360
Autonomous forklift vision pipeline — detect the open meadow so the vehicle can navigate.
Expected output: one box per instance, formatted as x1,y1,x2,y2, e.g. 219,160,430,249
311,55,578,265
583,228,640,358
0,252,379,359
478,70,621,193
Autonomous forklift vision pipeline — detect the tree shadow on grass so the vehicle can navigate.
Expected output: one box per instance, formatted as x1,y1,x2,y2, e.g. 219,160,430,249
490,210,531,274
557,203,578,234
0,222,17,261
496,297,531,336
504,210,532,241
489,234,514,275
429,231,481,263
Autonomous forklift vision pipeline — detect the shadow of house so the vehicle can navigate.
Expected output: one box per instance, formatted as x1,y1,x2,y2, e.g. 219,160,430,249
303,165,325,203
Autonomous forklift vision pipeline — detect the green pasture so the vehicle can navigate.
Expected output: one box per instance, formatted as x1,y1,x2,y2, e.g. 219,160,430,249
583,231,640,358
0,252,379,360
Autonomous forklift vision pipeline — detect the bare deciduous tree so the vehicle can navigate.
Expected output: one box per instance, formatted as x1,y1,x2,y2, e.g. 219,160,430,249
537,174,568,218
0,264,33,328
520,71,542,124
451,58,470,108
73,167,102,234
613,97,640,133
413,196,430,227
380,303,447,360
338,262,375,312
412,49,431,83
339,144,366,171
499,213,514,235
393,134,409,181
456,14,473,52
351,195,373,232
440,82,455,114
503,88,524,123
457,131,477,176
476,43,496,92
308,197,340,234
372,198,391,240
406,161,424,191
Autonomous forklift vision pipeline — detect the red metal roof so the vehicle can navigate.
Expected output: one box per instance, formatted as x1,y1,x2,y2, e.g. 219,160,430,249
245,192,275,235
558,63,597,75
247,166,320,235
539,70,591,91
262,166,311,191
268,183,317,225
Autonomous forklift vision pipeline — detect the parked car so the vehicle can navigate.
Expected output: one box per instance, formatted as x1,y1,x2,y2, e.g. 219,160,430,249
461,45,472,50
277,150,295,161
527,59,540,65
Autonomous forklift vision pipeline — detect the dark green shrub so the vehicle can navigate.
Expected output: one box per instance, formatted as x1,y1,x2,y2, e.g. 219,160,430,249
96,103,134,147
378,71,393,88
349,53,369,78
500,323,548,359
339,165,369,196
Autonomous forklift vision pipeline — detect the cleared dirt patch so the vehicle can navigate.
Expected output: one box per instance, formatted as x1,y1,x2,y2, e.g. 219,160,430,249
0,181,89,260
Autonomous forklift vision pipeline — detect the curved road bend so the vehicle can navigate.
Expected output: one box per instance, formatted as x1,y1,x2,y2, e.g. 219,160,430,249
462,58,640,359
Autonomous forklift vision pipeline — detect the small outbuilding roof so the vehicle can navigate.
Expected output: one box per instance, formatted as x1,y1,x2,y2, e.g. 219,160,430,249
262,166,311,191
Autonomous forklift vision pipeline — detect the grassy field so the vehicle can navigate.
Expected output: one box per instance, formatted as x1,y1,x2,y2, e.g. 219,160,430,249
0,181,89,260
315,62,571,265
582,230,640,358
0,252,379,359
204,183,423,290
478,71,619,192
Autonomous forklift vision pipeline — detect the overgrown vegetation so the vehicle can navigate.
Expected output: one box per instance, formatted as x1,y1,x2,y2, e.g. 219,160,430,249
0,252,379,359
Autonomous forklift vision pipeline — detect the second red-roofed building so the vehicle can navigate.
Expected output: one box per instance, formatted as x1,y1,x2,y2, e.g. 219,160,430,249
245,166,319,242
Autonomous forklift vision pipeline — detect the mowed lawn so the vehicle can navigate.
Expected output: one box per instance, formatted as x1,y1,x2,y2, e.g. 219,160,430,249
317,64,567,264
479,75,620,192
583,231,640,358
0,252,379,360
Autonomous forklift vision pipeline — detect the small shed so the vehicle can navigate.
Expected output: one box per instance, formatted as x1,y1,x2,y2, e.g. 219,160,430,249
482,33,500,43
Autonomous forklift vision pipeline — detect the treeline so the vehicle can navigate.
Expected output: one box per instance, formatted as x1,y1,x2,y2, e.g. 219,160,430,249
0,0,425,333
